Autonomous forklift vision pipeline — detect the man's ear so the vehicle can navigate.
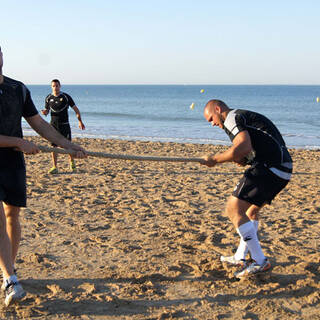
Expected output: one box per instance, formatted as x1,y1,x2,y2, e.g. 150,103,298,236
215,105,221,114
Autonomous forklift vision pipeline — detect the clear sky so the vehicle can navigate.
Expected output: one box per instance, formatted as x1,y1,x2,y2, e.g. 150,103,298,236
1,0,320,85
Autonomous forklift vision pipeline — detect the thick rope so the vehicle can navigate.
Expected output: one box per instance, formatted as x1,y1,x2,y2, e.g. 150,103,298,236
38,145,203,163
38,145,320,175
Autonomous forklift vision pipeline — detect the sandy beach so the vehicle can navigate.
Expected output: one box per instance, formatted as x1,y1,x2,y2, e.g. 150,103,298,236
1,136,319,320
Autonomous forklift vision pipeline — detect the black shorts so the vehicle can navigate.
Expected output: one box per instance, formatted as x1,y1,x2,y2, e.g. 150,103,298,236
0,168,27,207
51,122,71,147
232,163,290,207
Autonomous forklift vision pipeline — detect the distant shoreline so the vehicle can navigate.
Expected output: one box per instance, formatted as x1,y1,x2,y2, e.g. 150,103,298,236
25,134,320,151
28,84,320,86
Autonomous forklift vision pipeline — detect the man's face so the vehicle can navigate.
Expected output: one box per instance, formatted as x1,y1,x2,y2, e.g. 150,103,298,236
51,81,61,95
204,106,224,129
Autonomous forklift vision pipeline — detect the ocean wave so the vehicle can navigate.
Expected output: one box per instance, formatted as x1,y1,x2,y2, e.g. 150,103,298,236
22,128,319,149
282,133,320,139
80,111,201,122
287,144,320,150
97,134,230,145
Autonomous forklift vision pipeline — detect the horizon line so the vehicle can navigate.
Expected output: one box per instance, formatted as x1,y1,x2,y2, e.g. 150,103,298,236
26,83,320,86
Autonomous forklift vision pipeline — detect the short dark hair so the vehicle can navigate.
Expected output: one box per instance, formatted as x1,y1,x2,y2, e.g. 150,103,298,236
51,79,61,85
210,99,228,109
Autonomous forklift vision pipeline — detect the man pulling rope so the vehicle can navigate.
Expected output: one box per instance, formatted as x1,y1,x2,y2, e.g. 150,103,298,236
200,99,293,278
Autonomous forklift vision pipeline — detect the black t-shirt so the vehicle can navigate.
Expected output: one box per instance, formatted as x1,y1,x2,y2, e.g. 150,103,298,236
0,76,38,169
223,109,292,167
45,92,75,124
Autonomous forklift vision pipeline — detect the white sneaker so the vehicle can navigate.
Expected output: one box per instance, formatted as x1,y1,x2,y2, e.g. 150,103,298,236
234,258,271,279
220,255,246,266
4,281,26,306
2,268,17,291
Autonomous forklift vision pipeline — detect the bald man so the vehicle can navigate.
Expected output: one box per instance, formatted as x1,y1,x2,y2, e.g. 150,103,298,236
201,99,292,278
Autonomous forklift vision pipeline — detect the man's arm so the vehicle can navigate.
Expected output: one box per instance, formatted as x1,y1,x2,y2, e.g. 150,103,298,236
0,135,39,154
25,114,86,157
201,131,253,167
71,105,85,130
41,95,50,116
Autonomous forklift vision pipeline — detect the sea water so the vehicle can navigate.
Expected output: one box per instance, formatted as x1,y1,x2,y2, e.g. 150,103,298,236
24,85,320,149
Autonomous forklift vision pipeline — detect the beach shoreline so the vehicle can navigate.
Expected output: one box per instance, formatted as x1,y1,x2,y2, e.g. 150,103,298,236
1,136,319,319
23,132,320,151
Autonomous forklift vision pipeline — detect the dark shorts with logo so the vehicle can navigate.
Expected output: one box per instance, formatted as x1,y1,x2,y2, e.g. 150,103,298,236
50,121,71,147
232,163,290,207
0,168,27,207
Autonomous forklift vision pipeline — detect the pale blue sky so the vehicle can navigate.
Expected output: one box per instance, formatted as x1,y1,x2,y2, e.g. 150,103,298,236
1,0,320,84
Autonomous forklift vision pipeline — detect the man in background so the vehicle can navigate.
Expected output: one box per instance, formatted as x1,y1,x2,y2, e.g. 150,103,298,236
41,79,85,174
201,99,292,278
0,46,86,306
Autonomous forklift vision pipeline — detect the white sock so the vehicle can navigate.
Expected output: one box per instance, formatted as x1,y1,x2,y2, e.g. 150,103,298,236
252,220,259,231
234,220,259,261
237,221,265,265
4,275,18,286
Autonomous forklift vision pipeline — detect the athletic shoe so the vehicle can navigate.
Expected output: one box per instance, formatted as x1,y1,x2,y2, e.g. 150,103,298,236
48,167,58,174
70,161,76,172
234,258,271,279
220,255,246,266
2,268,18,291
4,281,26,306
